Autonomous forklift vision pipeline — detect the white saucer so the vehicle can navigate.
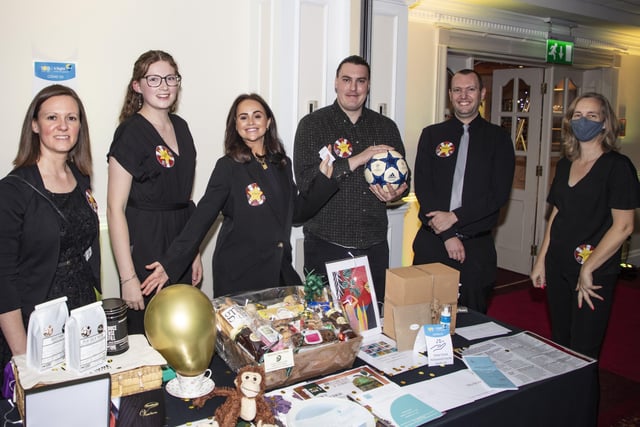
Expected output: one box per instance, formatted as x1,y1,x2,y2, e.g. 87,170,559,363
166,377,215,399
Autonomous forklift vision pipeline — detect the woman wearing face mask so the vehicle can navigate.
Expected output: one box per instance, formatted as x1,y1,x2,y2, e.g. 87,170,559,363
530,92,640,359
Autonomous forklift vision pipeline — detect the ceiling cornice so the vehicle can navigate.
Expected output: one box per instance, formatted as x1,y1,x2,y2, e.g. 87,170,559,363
409,4,640,56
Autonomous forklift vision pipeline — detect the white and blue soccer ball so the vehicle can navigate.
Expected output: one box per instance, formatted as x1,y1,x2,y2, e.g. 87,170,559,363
364,150,408,190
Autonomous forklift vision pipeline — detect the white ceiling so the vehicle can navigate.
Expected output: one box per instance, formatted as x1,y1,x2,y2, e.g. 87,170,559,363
473,0,640,30
411,0,640,54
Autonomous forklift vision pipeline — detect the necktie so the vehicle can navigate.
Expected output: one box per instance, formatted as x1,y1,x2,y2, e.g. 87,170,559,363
450,124,469,211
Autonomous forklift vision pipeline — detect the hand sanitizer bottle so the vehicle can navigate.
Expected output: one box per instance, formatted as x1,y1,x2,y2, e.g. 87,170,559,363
440,304,452,332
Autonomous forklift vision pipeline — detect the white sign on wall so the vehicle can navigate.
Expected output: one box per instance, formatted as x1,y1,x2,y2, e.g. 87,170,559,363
33,61,78,94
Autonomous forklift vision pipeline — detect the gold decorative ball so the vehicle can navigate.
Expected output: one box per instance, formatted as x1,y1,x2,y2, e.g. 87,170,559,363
144,285,216,376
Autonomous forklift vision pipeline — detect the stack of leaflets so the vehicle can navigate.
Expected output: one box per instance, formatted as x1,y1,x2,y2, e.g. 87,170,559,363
462,355,518,390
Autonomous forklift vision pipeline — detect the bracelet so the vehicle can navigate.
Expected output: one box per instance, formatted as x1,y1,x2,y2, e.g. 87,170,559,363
120,273,138,285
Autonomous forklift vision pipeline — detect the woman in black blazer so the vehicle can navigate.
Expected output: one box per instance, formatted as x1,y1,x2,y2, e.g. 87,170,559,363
0,85,100,388
142,94,337,297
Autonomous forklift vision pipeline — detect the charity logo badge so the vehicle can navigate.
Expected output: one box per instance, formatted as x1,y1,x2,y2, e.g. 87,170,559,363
85,189,98,214
333,138,353,158
436,141,455,157
574,244,595,265
246,183,266,206
155,145,175,168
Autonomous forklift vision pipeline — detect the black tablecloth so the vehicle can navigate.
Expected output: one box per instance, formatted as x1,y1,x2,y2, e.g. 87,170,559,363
165,310,599,427
0,310,598,426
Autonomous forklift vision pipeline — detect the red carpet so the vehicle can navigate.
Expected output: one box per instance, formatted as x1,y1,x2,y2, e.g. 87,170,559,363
487,269,640,427
488,285,551,340
599,283,640,382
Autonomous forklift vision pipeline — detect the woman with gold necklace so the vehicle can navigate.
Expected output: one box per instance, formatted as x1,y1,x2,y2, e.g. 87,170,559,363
142,93,337,297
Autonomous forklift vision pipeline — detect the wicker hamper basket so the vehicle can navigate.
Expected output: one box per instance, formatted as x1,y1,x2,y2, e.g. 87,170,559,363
212,286,363,390
12,362,163,420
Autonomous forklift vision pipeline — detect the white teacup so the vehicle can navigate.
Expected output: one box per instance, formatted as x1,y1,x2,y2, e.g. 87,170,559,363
175,369,212,396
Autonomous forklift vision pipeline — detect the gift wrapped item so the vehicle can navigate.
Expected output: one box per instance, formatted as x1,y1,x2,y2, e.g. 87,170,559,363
212,286,362,390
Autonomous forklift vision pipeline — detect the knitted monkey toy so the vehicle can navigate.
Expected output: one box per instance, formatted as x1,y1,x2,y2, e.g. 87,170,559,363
193,365,276,427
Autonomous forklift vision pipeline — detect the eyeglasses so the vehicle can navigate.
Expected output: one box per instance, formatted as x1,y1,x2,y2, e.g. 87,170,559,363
143,74,182,87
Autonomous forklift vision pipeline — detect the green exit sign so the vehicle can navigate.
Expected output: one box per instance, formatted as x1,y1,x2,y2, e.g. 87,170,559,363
546,39,574,65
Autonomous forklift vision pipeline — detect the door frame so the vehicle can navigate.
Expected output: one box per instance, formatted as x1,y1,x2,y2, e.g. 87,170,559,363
536,67,585,253
490,67,544,274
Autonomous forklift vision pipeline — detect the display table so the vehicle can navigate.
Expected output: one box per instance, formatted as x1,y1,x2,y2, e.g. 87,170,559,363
165,310,599,427
0,311,598,426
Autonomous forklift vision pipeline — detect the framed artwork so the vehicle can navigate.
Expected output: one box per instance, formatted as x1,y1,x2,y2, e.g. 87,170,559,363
326,256,381,338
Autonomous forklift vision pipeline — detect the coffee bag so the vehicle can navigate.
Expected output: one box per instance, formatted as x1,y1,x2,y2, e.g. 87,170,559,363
65,301,108,373
26,296,68,372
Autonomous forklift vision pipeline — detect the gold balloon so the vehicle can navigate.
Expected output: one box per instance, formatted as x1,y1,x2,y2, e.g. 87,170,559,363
144,285,217,376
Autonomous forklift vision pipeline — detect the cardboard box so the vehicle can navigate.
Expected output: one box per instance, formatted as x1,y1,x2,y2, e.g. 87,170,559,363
385,263,459,305
383,263,459,339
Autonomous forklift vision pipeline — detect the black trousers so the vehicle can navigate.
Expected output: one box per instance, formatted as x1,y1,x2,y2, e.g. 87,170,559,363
303,233,389,306
544,257,617,359
412,227,496,314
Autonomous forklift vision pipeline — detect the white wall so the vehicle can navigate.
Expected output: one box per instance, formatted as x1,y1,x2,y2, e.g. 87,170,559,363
0,0,369,299
405,21,440,190
617,54,640,265
0,1,259,299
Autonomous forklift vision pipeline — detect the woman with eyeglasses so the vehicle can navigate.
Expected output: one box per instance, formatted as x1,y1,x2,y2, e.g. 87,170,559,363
107,50,202,335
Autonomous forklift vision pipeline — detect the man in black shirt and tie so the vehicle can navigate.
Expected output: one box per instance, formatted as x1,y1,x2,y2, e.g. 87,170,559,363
412,69,515,313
